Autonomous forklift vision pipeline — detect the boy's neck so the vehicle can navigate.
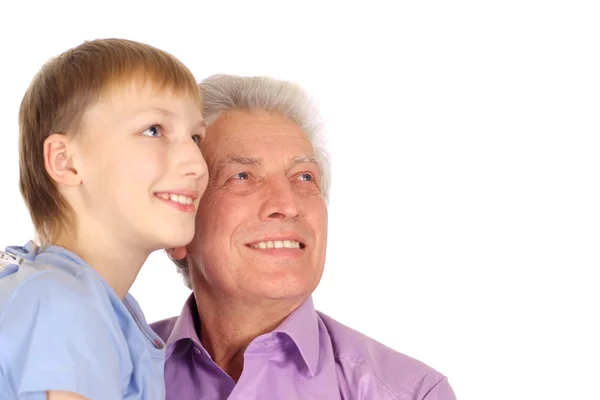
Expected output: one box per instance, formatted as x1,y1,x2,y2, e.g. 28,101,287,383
53,232,148,300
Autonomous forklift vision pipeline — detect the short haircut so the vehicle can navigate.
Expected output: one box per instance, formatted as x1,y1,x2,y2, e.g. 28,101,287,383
18,38,202,245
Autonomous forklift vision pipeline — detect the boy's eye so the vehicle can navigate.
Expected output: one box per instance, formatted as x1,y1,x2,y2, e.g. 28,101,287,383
142,125,162,137
192,134,202,144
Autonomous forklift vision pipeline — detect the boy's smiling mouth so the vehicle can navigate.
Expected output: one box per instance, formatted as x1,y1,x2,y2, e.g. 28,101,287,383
155,192,195,205
154,190,199,213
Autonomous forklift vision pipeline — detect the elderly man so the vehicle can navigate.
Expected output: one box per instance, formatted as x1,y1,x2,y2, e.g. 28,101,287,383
151,74,456,399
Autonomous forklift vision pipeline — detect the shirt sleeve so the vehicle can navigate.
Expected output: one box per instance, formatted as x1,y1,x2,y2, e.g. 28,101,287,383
422,376,457,400
0,272,123,400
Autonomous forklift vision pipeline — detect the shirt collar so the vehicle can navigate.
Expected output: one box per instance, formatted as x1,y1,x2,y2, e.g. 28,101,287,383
272,296,320,376
165,293,203,352
165,293,321,376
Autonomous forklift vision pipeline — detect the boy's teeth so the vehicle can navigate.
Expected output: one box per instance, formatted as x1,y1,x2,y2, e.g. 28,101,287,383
159,193,193,205
251,240,302,249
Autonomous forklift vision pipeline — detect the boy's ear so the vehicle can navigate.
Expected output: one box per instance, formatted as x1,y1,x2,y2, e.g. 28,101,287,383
43,133,81,186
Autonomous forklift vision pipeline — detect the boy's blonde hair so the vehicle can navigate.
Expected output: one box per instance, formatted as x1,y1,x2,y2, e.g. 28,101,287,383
18,38,202,246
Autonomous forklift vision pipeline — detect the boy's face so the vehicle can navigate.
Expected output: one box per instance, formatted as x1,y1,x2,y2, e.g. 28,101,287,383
67,83,208,252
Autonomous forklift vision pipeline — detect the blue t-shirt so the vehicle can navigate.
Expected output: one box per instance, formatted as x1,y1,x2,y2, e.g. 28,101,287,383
0,241,165,400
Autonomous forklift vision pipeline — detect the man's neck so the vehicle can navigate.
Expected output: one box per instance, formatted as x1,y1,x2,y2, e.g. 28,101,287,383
54,229,148,299
193,289,303,382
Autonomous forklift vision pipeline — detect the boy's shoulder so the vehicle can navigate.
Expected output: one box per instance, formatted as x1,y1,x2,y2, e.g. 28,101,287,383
0,244,104,323
0,245,132,367
0,246,162,399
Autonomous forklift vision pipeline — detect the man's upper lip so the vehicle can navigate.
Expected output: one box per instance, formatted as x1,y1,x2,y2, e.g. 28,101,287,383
246,234,306,246
155,189,200,199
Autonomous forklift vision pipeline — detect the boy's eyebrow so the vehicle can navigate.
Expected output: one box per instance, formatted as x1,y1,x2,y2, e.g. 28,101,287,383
127,107,206,129
151,107,206,127
193,119,207,132
150,107,176,118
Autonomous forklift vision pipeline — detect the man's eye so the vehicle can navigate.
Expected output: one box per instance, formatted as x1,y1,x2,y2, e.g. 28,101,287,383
297,173,314,181
234,172,250,180
142,125,162,137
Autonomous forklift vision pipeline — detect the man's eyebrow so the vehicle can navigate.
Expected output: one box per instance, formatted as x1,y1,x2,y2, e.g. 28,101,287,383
213,155,262,177
291,153,322,174
213,153,322,178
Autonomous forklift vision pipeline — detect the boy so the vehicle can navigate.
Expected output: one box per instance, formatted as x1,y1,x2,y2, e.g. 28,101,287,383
0,38,208,399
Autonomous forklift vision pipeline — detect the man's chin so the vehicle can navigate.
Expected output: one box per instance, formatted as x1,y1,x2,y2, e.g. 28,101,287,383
238,271,317,301
243,289,311,305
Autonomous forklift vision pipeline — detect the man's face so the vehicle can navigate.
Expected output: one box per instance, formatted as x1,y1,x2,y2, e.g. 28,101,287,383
188,109,328,302
70,83,209,252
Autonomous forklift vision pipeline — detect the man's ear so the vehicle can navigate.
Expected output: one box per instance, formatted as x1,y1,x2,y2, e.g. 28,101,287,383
167,246,188,261
44,133,81,186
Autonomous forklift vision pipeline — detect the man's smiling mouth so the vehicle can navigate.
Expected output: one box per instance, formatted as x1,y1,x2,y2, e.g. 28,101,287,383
248,240,305,249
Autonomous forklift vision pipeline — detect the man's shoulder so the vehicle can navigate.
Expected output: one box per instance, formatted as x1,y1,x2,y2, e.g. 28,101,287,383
317,311,455,399
150,316,178,341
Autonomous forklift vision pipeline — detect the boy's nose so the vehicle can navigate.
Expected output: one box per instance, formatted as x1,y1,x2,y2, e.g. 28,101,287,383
178,140,208,180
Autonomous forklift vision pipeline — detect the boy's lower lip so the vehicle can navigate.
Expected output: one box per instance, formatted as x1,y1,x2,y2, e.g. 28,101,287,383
155,196,196,213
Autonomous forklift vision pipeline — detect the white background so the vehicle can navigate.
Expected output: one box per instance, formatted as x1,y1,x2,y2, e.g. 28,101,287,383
1,1,598,399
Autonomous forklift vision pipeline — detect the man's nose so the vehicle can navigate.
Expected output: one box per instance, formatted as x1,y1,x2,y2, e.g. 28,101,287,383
259,177,300,221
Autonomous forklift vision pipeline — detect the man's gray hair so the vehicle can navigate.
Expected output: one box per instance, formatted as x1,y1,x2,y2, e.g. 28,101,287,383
173,74,331,288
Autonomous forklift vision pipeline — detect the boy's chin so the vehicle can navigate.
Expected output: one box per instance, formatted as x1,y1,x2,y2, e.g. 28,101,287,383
157,228,195,250
141,218,196,252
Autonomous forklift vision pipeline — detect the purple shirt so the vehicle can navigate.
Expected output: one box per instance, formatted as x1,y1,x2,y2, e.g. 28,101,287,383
151,295,456,399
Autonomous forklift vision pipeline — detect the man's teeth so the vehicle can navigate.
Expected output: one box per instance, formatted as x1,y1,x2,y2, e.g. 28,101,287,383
251,240,302,249
158,193,194,205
